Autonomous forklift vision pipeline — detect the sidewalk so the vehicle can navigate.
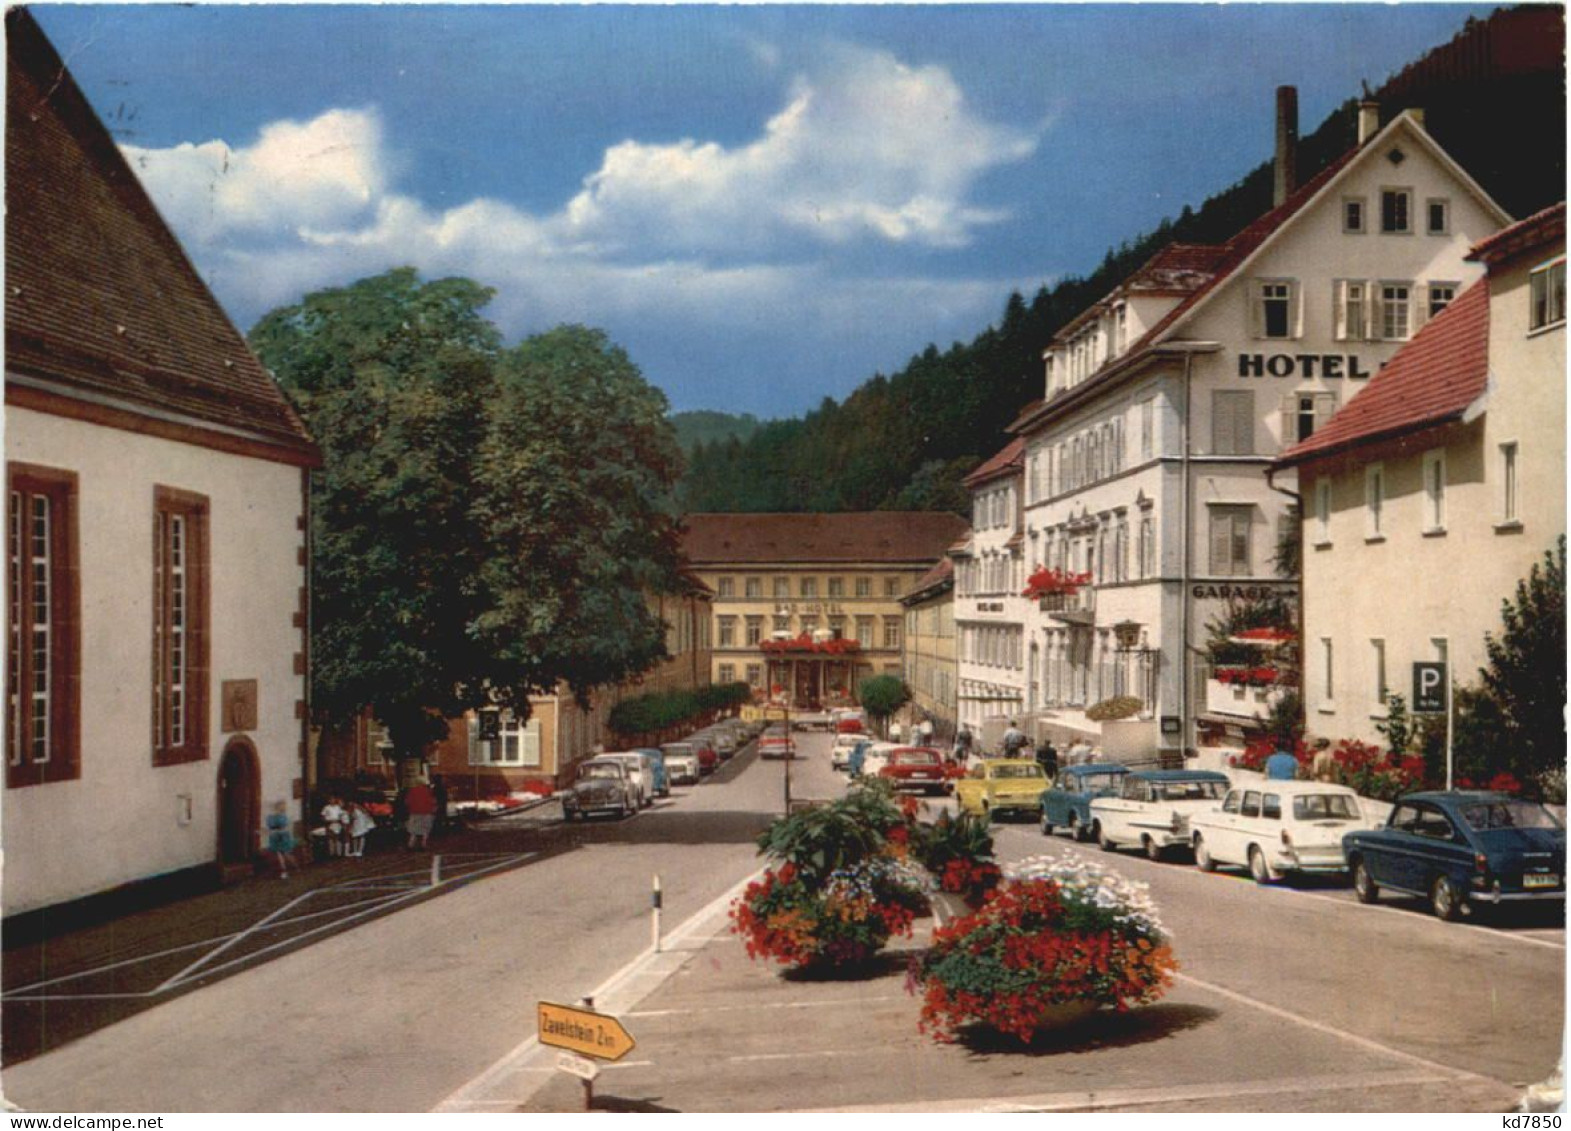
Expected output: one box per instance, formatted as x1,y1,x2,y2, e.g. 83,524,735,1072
453,881,1521,1114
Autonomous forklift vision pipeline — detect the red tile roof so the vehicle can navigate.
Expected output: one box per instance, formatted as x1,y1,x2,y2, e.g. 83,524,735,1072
1276,279,1490,467
1469,202,1565,266
5,10,318,463
962,438,1025,487
681,512,970,566
901,557,954,604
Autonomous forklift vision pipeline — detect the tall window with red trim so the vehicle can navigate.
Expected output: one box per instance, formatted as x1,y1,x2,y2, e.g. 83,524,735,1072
7,464,80,786
153,486,210,765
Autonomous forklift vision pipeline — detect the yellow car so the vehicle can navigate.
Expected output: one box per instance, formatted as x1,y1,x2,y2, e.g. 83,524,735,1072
954,759,1051,821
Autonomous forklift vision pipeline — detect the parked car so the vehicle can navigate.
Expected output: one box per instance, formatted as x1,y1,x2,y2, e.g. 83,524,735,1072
878,747,949,795
1190,781,1369,882
708,730,739,759
561,758,639,820
600,752,656,808
1040,764,1130,841
954,758,1050,821
1342,791,1566,921
633,748,671,798
831,733,863,771
858,741,903,778
660,743,702,786
1088,770,1230,859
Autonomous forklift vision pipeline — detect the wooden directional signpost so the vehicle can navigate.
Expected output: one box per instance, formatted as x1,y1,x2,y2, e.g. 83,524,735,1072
538,999,636,1110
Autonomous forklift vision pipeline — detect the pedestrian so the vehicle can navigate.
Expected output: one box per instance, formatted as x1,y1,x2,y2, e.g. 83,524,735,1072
320,794,348,858
954,726,973,762
847,738,868,778
347,799,376,857
1002,720,1027,757
430,773,449,838
404,779,438,849
1265,747,1299,780
1036,738,1058,778
266,801,296,879
1311,742,1337,783
889,719,903,742
917,717,934,745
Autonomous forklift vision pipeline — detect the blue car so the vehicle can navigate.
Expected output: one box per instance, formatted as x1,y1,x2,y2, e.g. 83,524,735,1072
1039,764,1130,841
633,748,670,798
1342,791,1565,921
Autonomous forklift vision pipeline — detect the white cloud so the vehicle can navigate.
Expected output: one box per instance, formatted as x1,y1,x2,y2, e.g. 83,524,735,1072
120,45,1043,406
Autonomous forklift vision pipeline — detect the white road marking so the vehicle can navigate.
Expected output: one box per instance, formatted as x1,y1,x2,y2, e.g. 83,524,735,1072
626,996,907,1018
1176,971,1506,1089
434,865,765,1113
5,853,536,1002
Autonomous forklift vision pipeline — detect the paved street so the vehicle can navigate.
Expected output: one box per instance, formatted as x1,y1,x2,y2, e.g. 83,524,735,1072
2,731,1562,1112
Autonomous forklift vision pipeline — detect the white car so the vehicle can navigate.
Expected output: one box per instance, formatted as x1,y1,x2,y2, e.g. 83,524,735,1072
1190,781,1371,883
831,733,863,771
858,742,903,778
1088,770,1231,860
602,753,655,808
659,743,702,786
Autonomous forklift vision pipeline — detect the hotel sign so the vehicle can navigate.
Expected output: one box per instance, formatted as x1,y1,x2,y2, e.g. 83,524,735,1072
1237,353,1373,380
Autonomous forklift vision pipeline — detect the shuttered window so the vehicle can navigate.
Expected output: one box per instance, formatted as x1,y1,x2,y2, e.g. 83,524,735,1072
1208,506,1252,576
1212,390,1255,455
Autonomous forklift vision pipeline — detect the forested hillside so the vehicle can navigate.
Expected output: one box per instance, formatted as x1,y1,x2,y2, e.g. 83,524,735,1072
679,6,1564,516
671,410,765,453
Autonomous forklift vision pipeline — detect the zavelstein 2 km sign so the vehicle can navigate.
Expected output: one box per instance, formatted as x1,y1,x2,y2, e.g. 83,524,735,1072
537,1001,636,1062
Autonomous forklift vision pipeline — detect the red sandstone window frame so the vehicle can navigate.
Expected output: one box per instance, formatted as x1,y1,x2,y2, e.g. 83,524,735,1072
152,485,210,767
6,463,81,788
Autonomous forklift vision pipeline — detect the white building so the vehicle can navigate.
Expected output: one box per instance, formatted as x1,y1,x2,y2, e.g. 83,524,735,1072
1278,203,1564,747
1010,93,1510,759
4,12,321,913
953,439,1030,739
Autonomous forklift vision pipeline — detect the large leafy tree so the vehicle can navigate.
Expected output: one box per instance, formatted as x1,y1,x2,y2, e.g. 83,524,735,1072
472,325,685,706
1478,537,1566,786
252,271,686,758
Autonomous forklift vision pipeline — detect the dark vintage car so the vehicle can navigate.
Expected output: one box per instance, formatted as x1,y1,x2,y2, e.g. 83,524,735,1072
1039,764,1130,841
560,758,639,821
1342,791,1566,921
877,747,950,795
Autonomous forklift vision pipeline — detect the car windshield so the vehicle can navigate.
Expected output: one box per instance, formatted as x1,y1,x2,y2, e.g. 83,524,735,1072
1293,794,1360,821
992,764,1045,779
1077,772,1123,793
1460,800,1564,832
581,764,621,780
1157,780,1226,801
893,752,938,766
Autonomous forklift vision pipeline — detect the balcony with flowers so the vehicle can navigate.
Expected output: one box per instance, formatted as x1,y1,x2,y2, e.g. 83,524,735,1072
1204,614,1296,722
760,632,862,656
1022,567,1095,623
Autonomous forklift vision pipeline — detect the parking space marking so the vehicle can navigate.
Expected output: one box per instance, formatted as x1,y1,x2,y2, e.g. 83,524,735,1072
1176,971,1504,1089
3,852,536,1004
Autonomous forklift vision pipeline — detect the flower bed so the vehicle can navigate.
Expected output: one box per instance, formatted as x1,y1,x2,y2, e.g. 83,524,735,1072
1214,666,1280,686
913,853,1176,1043
731,858,927,969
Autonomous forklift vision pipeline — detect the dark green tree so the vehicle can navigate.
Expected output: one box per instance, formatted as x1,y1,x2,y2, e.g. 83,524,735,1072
858,674,911,736
1477,538,1566,786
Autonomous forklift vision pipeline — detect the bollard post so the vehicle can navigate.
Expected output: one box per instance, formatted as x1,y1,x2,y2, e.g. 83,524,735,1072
652,874,663,952
431,853,440,887
580,996,595,1110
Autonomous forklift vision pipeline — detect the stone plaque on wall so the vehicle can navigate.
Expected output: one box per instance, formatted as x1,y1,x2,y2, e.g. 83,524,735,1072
222,680,258,733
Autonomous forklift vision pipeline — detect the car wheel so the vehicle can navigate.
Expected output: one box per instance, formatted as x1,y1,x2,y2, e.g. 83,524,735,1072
1352,858,1380,904
1430,874,1463,922
1096,822,1116,853
1248,845,1277,884
1143,836,1165,862
980,800,992,824
1194,835,1216,873
1041,813,1054,837
1069,814,1086,842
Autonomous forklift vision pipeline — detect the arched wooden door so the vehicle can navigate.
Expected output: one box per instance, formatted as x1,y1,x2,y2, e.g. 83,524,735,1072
217,737,261,866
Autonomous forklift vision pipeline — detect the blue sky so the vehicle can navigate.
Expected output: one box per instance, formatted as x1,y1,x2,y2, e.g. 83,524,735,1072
34,4,1494,417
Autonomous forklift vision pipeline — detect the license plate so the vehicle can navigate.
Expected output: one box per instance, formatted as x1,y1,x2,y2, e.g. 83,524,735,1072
1523,873,1560,889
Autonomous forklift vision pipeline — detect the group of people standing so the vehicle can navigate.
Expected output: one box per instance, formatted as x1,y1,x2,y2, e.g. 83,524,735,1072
261,776,450,880
950,720,1099,776
319,794,380,857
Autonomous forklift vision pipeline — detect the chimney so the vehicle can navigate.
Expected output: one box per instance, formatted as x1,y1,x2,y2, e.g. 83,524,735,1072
1274,86,1298,208
1358,100,1380,144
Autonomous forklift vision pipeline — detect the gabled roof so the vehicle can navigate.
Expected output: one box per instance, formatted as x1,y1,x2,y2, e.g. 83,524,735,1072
900,557,954,606
1013,112,1511,436
5,9,319,466
1048,243,1227,347
962,438,1025,488
680,512,970,566
1468,202,1566,267
1276,278,1490,468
